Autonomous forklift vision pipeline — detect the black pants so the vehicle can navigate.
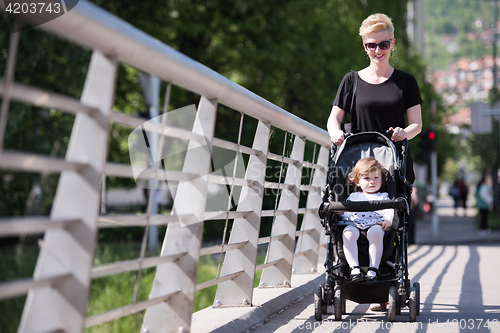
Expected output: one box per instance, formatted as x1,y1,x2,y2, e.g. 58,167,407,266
479,208,489,230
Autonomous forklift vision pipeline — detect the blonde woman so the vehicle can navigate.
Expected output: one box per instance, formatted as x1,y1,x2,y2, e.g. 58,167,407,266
329,13,422,311
328,13,422,184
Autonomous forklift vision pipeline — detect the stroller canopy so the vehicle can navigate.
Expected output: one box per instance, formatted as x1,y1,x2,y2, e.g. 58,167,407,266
333,132,399,172
330,132,402,202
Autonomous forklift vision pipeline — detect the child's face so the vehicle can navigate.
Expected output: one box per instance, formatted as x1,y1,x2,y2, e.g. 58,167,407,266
356,169,382,194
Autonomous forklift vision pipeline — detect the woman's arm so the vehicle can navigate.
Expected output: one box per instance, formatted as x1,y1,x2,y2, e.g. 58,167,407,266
390,104,422,141
327,105,346,146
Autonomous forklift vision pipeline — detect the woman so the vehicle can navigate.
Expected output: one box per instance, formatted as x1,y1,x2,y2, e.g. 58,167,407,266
328,13,423,311
328,13,422,183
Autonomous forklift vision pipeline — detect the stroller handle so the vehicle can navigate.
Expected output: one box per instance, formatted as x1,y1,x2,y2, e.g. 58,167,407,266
325,198,407,213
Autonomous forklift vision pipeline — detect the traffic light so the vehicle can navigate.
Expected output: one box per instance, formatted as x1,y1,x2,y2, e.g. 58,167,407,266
418,129,437,161
427,129,437,151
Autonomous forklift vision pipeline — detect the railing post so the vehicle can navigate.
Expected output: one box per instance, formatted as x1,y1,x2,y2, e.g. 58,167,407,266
293,146,329,273
260,135,305,287
18,51,117,333
142,96,217,333
213,120,271,307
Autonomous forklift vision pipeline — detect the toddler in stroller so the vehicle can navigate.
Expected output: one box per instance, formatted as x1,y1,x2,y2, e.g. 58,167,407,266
316,131,420,322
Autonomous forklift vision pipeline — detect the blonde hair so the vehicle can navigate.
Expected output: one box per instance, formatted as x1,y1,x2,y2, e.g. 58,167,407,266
349,157,388,190
359,13,394,42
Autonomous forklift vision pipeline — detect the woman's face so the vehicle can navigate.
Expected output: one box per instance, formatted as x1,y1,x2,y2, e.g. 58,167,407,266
363,30,395,64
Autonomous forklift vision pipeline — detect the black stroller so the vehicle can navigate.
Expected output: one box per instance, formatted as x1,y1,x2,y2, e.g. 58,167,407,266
316,131,421,322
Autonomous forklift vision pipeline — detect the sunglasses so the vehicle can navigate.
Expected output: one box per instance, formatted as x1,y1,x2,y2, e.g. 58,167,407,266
365,40,393,51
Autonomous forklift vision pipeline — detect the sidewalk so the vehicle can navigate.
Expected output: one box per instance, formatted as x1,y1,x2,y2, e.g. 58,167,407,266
414,197,500,245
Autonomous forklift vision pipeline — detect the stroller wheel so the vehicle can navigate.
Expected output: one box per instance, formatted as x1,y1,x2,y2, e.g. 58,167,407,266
387,286,397,322
334,285,342,321
413,282,421,315
408,287,417,322
314,285,325,321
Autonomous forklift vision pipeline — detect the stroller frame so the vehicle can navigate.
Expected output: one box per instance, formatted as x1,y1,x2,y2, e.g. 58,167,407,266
316,132,421,322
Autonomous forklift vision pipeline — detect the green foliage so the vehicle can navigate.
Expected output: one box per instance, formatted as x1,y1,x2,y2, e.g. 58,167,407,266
425,0,493,34
86,244,153,333
468,120,500,172
0,245,39,333
435,128,459,175
87,0,449,169
87,0,419,129
0,107,72,215
2,0,435,214
422,0,500,174
0,13,89,216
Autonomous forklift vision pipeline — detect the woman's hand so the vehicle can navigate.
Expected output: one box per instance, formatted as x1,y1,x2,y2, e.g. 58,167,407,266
331,130,345,146
389,126,407,142
376,220,391,232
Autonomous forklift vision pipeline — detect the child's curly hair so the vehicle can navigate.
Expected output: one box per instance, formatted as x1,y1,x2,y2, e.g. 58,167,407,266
349,157,388,191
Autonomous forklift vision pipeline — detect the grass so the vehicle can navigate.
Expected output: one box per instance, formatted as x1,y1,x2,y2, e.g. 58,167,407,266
0,244,40,333
0,243,265,333
193,254,264,313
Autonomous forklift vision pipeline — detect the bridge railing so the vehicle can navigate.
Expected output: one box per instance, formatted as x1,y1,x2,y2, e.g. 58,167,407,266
0,1,330,332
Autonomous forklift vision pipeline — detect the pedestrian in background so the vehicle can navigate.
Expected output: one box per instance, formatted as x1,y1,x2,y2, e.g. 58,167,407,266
458,178,468,214
475,173,493,236
449,179,460,214
450,178,469,215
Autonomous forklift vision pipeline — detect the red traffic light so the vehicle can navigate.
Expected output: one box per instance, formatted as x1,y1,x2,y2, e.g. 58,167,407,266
428,131,436,140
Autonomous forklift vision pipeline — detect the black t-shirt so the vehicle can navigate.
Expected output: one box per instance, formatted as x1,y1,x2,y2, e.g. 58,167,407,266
331,69,423,183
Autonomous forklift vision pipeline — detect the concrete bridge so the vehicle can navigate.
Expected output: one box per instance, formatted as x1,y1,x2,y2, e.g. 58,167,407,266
2,2,500,333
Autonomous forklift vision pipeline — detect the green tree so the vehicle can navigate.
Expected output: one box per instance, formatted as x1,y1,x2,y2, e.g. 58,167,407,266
424,0,494,70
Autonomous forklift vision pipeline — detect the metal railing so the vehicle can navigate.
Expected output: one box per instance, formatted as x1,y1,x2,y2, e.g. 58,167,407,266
0,1,330,332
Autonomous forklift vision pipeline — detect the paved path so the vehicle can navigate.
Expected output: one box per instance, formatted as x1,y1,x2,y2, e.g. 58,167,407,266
250,245,500,333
